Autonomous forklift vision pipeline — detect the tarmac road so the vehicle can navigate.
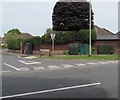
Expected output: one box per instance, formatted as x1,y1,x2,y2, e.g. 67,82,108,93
0,52,119,99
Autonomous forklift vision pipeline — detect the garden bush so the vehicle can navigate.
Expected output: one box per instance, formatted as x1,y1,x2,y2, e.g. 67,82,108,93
91,47,96,55
63,50,69,55
5,32,20,50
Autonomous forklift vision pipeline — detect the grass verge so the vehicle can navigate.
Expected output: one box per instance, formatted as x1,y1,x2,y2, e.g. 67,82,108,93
40,54,119,60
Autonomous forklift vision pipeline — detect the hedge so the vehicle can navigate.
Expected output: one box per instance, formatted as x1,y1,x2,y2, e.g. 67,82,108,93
23,36,41,44
43,28,96,44
97,45,114,54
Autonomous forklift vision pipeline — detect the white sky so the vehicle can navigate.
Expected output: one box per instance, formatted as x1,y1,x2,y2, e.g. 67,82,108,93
1,0,119,2
0,0,119,37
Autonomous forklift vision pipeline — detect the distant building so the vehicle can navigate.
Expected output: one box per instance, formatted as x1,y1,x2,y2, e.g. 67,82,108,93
18,33,33,39
116,31,120,39
116,31,120,53
94,25,119,54
19,33,33,54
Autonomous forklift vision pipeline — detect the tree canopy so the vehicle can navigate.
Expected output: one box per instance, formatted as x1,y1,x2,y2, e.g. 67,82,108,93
52,0,94,31
4,29,22,50
4,32,20,50
7,28,21,35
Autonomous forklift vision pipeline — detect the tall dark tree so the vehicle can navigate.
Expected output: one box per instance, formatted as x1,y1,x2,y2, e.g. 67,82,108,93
52,0,94,31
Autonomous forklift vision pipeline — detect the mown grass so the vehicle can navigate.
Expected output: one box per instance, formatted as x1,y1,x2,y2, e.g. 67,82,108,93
40,54,119,60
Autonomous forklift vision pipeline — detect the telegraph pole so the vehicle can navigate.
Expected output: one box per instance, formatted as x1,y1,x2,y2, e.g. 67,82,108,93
89,0,92,57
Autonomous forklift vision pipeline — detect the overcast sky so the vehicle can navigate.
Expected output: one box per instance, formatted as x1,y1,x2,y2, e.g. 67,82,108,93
0,0,119,37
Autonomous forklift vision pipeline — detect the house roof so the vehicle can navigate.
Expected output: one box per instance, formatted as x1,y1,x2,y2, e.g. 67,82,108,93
95,25,119,40
18,33,33,39
116,31,120,38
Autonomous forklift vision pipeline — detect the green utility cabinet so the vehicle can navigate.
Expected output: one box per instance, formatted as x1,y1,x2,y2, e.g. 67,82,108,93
69,44,79,55
80,44,89,55
25,43,33,54
73,44,79,55
69,44,74,55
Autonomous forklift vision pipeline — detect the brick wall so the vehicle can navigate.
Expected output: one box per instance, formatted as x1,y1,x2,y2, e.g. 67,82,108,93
40,44,68,51
40,41,81,51
20,40,119,55
20,42,81,55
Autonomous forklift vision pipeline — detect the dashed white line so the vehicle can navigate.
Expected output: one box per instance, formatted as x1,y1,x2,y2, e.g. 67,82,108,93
33,66,45,70
18,67,29,71
74,63,86,66
115,61,118,63
87,62,98,65
0,82,101,99
47,65,60,69
97,62,106,64
61,64,73,67
0,71,11,73
106,61,117,63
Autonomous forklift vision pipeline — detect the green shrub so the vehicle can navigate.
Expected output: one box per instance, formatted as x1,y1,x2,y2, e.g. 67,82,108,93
5,32,20,50
91,47,96,55
0,44,1,48
63,50,69,55
97,45,114,54
2,44,7,48
7,28,21,35
77,28,96,43
4,29,22,50
40,35,46,44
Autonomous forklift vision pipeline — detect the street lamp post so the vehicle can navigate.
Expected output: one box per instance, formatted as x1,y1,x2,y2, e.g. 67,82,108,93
89,0,92,57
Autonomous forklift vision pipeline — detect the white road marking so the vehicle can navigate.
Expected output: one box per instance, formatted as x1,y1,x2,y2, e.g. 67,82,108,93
0,71,11,73
74,63,86,66
3,63,20,71
98,61,118,64
47,65,60,69
115,61,118,63
61,64,73,67
18,67,29,71
18,55,21,58
33,66,45,70
0,82,101,99
3,63,29,71
106,61,116,63
97,62,106,64
18,60,41,65
87,62,98,65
